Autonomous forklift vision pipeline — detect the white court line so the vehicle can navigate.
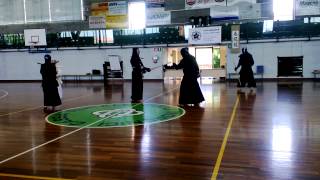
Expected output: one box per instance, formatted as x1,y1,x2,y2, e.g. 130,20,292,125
0,93,93,117
0,87,180,164
0,89,8,100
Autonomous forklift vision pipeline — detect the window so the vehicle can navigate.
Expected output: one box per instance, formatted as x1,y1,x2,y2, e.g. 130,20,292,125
0,0,25,25
311,17,320,23
0,0,83,25
184,25,192,40
128,2,146,30
122,29,144,35
25,0,50,23
145,27,160,34
273,0,294,21
263,20,274,33
195,48,213,69
50,0,83,22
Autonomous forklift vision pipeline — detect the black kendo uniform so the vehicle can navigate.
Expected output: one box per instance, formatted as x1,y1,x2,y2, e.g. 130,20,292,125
130,49,150,102
40,55,61,110
175,48,205,105
235,49,256,88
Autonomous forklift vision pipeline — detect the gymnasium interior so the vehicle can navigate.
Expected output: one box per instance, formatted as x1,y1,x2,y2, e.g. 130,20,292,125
0,0,320,179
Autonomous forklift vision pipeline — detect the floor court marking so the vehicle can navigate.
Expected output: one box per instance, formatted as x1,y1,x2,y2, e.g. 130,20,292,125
0,87,180,165
0,89,8,100
0,173,74,180
0,93,93,117
211,96,240,180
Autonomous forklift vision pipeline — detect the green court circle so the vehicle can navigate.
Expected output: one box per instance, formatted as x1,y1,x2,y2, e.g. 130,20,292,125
46,103,185,128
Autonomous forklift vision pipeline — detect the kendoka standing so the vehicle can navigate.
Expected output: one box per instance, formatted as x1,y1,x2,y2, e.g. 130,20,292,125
130,48,150,103
40,54,61,112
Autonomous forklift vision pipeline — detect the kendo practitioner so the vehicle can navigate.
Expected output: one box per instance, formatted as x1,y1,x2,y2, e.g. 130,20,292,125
175,48,205,106
40,54,62,112
130,48,151,103
235,48,256,90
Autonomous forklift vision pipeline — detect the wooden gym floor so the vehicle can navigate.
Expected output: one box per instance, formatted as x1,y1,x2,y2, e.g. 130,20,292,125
0,80,319,180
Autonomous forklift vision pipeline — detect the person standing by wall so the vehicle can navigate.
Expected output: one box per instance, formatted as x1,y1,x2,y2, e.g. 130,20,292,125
40,54,62,112
235,48,256,92
130,48,150,103
175,48,205,107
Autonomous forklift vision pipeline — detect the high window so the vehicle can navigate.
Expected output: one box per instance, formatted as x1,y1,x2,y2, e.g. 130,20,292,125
128,2,146,30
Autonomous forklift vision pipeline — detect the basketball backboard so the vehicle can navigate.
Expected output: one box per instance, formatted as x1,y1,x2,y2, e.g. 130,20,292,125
24,29,47,46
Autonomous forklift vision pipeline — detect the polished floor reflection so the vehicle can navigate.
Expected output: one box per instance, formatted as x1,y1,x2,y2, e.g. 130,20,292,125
0,81,319,179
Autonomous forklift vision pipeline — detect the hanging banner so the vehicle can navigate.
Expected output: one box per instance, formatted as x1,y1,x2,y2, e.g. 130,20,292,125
89,16,106,29
91,2,108,16
295,0,320,16
91,2,128,29
188,26,221,45
185,0,226,9
146,0,165,8
108,1,127,15
106,1,128,29
106,15,128,29
231,25,240,53
146,8,171,26
226,0,256,6
210,6,239,21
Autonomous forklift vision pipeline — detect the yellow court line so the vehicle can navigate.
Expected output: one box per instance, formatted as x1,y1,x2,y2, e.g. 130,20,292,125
0,173,74,180
211,96,240,180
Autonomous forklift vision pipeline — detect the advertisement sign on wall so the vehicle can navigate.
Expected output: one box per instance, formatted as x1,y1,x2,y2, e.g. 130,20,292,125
89,16,106,29
91,1,128,29
146,0,165,7
107,1,128,29
187,0,261,20
188,26,221,45
185,0,226,9
146,8,171,26
108,1,127,15
210,6,239,20
91,2,108,16
295,0,320,16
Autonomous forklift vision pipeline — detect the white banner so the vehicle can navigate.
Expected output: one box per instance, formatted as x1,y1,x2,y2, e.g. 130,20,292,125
185,0,226,9
210,6,239,20
231,25,240,53
108,1,127,15
295,0,320,16
146,8,171,26
185,0,257,9
89,16,106,29
226,0,256,6
188,26,221,45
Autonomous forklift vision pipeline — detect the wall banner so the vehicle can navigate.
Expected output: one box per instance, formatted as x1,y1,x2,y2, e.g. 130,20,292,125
108,1,127,15
89,16,106,29
107,1,128,29
146,0,165,8
188,26,221,45
231,25,240,53
185,0,226,9
210,6,239,20
146,8,171,26
91,2,108,16
295,0,320,16
90,1,128,29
